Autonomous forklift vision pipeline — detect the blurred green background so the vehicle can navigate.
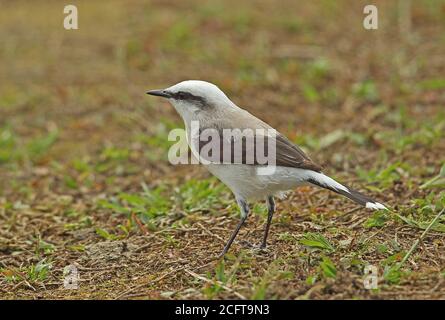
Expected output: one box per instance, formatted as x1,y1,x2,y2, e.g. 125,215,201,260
1,0,445,299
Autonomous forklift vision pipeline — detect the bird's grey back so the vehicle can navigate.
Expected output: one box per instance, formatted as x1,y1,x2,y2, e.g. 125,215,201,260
198,104,322,172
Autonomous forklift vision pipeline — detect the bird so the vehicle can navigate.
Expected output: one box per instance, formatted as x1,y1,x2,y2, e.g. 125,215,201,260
146,80,387,257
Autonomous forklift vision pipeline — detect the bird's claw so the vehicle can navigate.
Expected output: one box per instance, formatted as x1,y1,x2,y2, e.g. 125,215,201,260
239,240,269,253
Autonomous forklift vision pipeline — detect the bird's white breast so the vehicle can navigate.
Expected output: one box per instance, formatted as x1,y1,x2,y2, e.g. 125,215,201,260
205,164,310,201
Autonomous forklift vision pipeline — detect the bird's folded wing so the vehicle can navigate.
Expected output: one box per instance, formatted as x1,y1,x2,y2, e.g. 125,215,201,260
193,127,322,172
273,133,322,172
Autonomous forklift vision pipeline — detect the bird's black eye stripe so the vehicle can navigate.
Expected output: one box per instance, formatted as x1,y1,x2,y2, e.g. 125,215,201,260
175,92,185,100
174,91,192,100
173,91,206,104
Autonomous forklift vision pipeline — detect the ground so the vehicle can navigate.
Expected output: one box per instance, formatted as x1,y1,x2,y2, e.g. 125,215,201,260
1,0,445,299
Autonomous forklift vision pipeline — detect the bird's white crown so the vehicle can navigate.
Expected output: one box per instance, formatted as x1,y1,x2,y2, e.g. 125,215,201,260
167,80,232,105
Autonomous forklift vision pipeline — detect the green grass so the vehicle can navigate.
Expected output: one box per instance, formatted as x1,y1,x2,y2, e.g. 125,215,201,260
319,256,337,279
421,164,445,189
299,232,335,253
352,79,379,102
0,126,58,164
1,259,52,283
357,161,411,191
1,0,445,300
97,183,171,229
363,211,389,228
135,119,184,162
395,191,445,232
418,78,445,91
177,178,229,212
97,178,230,232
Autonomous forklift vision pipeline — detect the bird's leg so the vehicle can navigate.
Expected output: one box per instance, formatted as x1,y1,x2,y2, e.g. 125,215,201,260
218,198,249,258
260,196,275,249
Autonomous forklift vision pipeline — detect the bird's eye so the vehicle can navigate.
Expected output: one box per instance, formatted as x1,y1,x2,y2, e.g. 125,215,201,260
177,92,186,100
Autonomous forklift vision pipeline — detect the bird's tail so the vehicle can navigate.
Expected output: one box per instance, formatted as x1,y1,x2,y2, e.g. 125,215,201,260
306,171,387,210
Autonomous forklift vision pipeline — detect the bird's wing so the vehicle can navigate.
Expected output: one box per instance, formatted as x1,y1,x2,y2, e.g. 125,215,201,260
194,114,322,172
272,132,323,172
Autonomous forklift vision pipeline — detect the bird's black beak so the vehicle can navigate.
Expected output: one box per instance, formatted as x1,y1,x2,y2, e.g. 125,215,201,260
146,89,171,98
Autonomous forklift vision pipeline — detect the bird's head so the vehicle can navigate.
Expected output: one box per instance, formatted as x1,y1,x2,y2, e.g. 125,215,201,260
146,80,234,121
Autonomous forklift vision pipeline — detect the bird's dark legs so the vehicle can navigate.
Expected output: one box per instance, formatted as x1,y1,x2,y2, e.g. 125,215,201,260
260,196,275,249
219,198,249,258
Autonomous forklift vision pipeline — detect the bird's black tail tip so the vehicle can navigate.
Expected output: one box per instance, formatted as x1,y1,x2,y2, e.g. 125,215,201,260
307,172,388,210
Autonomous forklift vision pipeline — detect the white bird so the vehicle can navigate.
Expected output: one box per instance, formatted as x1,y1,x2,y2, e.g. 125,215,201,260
147,80,387,257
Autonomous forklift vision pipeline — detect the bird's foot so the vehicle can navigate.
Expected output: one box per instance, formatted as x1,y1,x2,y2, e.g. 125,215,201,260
256,243,269,253
239,240,257,249
217,248,229,260
239,240,269,253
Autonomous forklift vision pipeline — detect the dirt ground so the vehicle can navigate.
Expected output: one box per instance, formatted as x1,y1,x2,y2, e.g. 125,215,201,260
1,0,445,299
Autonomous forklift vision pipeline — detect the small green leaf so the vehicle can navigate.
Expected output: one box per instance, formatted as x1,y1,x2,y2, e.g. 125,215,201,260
418,78,445,91
299,232,335,252
363,211,388,228
420,164,445,189
396,214,445,233
319,257,337,279
383,265,402,284
306,275,318,285
95,228,119,240
251,280,268,300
